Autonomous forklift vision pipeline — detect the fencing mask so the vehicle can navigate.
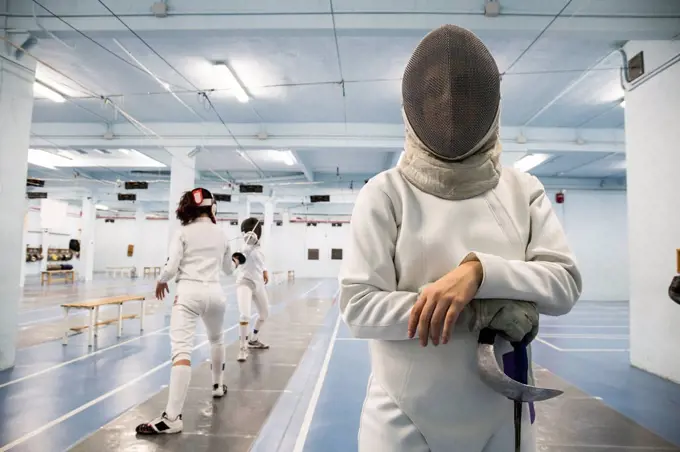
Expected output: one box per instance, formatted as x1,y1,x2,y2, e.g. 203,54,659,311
398,25,503,200
402,24,501,161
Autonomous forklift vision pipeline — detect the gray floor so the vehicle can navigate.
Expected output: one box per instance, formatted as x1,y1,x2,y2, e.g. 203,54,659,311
11,277,680,452
70,296,334,452
534,368,680,451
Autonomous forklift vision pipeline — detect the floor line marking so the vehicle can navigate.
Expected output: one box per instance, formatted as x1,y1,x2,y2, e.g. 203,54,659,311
539,334,629,340
1,281,323,451
1,286,236,389
0,321,241,452
0,326,170,390
559,348,630,353
540,325,628,328
293,314,341,452
535,337,564,351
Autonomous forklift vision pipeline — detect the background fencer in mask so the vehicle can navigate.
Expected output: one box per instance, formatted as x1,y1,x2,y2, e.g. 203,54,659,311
338,25,582,452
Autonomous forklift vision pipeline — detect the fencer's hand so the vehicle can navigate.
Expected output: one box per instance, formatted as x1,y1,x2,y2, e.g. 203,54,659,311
408,261,483,347
155,282,169,301
263,270,269,285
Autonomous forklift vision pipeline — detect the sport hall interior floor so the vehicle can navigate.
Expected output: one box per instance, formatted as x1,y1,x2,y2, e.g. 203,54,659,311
1,276,678,451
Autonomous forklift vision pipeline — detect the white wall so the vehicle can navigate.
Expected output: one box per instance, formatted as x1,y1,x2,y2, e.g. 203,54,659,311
80,189,630,294
548,190,629,302
270,221,349,278
23,203,82,276
625,44,680,383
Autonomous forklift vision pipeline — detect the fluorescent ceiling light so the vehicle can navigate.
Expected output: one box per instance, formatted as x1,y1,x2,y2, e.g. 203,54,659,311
33,82,65,103
118,148,130,155
267,150,297,166
27,149,71,170
513,153,550,173
95,204,109,211
213,63,249,103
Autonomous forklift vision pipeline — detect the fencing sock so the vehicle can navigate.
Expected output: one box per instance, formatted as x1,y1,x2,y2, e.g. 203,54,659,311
239,322,249,348
165,365,192,421
252,318,264,341
210,344,225,386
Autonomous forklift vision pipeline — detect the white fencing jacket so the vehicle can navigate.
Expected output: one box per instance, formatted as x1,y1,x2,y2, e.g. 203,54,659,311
338,167,582,450
159,217,234,285
235,242,267,286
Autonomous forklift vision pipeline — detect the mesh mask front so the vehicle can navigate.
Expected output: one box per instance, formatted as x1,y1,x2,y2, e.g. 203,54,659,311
402,25,501,162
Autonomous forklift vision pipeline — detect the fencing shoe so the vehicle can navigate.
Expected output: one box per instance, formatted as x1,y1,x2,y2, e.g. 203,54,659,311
212,384,228,398
135,412,183,435
248,339,270,350
237,347,248,362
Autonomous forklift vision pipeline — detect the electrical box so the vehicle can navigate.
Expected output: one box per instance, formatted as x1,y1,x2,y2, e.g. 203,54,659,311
628,52,645,82
151,2,169,17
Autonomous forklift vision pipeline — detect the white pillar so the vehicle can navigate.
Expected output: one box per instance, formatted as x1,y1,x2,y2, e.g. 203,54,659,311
237,199,251,225
133,207,145,273
19,206,29,287
0,52,36,370
167,148,196,242
80,197,96,282
263,201,275,267
166,148,195,311
625,40,680,384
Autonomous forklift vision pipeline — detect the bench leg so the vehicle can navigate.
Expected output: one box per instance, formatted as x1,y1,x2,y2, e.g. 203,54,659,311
88,308,95,348
62,307,69,345
117,304,123,338
139,300,145,332
94,306,100,337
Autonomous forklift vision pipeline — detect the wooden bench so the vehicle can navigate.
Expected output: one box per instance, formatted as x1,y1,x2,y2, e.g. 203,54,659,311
41,270,75,286
106,267,134,278
61,295,146,348
143,266,162,277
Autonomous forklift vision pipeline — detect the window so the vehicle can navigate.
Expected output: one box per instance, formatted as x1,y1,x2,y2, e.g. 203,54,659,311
331,248,343,260
308,249,319,260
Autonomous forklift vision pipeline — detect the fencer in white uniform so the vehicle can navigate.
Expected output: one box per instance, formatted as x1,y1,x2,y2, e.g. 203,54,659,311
136,188,236,435
338,25,582,452
233,217,271,362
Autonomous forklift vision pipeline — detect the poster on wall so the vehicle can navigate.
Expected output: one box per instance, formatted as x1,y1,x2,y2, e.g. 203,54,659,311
127,244,134,257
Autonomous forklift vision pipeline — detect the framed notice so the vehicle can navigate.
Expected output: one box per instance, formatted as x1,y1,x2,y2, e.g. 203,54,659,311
127,244,134,257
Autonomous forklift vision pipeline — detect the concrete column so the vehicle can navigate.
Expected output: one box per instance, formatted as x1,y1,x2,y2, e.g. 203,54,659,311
165,148,195,311
262,201,275,264
133,207,145,274
0,52,36,370
625,40,680,384
80,197,96,282
237,200,251,224
19,205,29,287
167,148,196,242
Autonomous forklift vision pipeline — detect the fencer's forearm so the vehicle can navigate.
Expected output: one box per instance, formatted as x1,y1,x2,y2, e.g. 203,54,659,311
339,284,418,340
463,252,581,316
